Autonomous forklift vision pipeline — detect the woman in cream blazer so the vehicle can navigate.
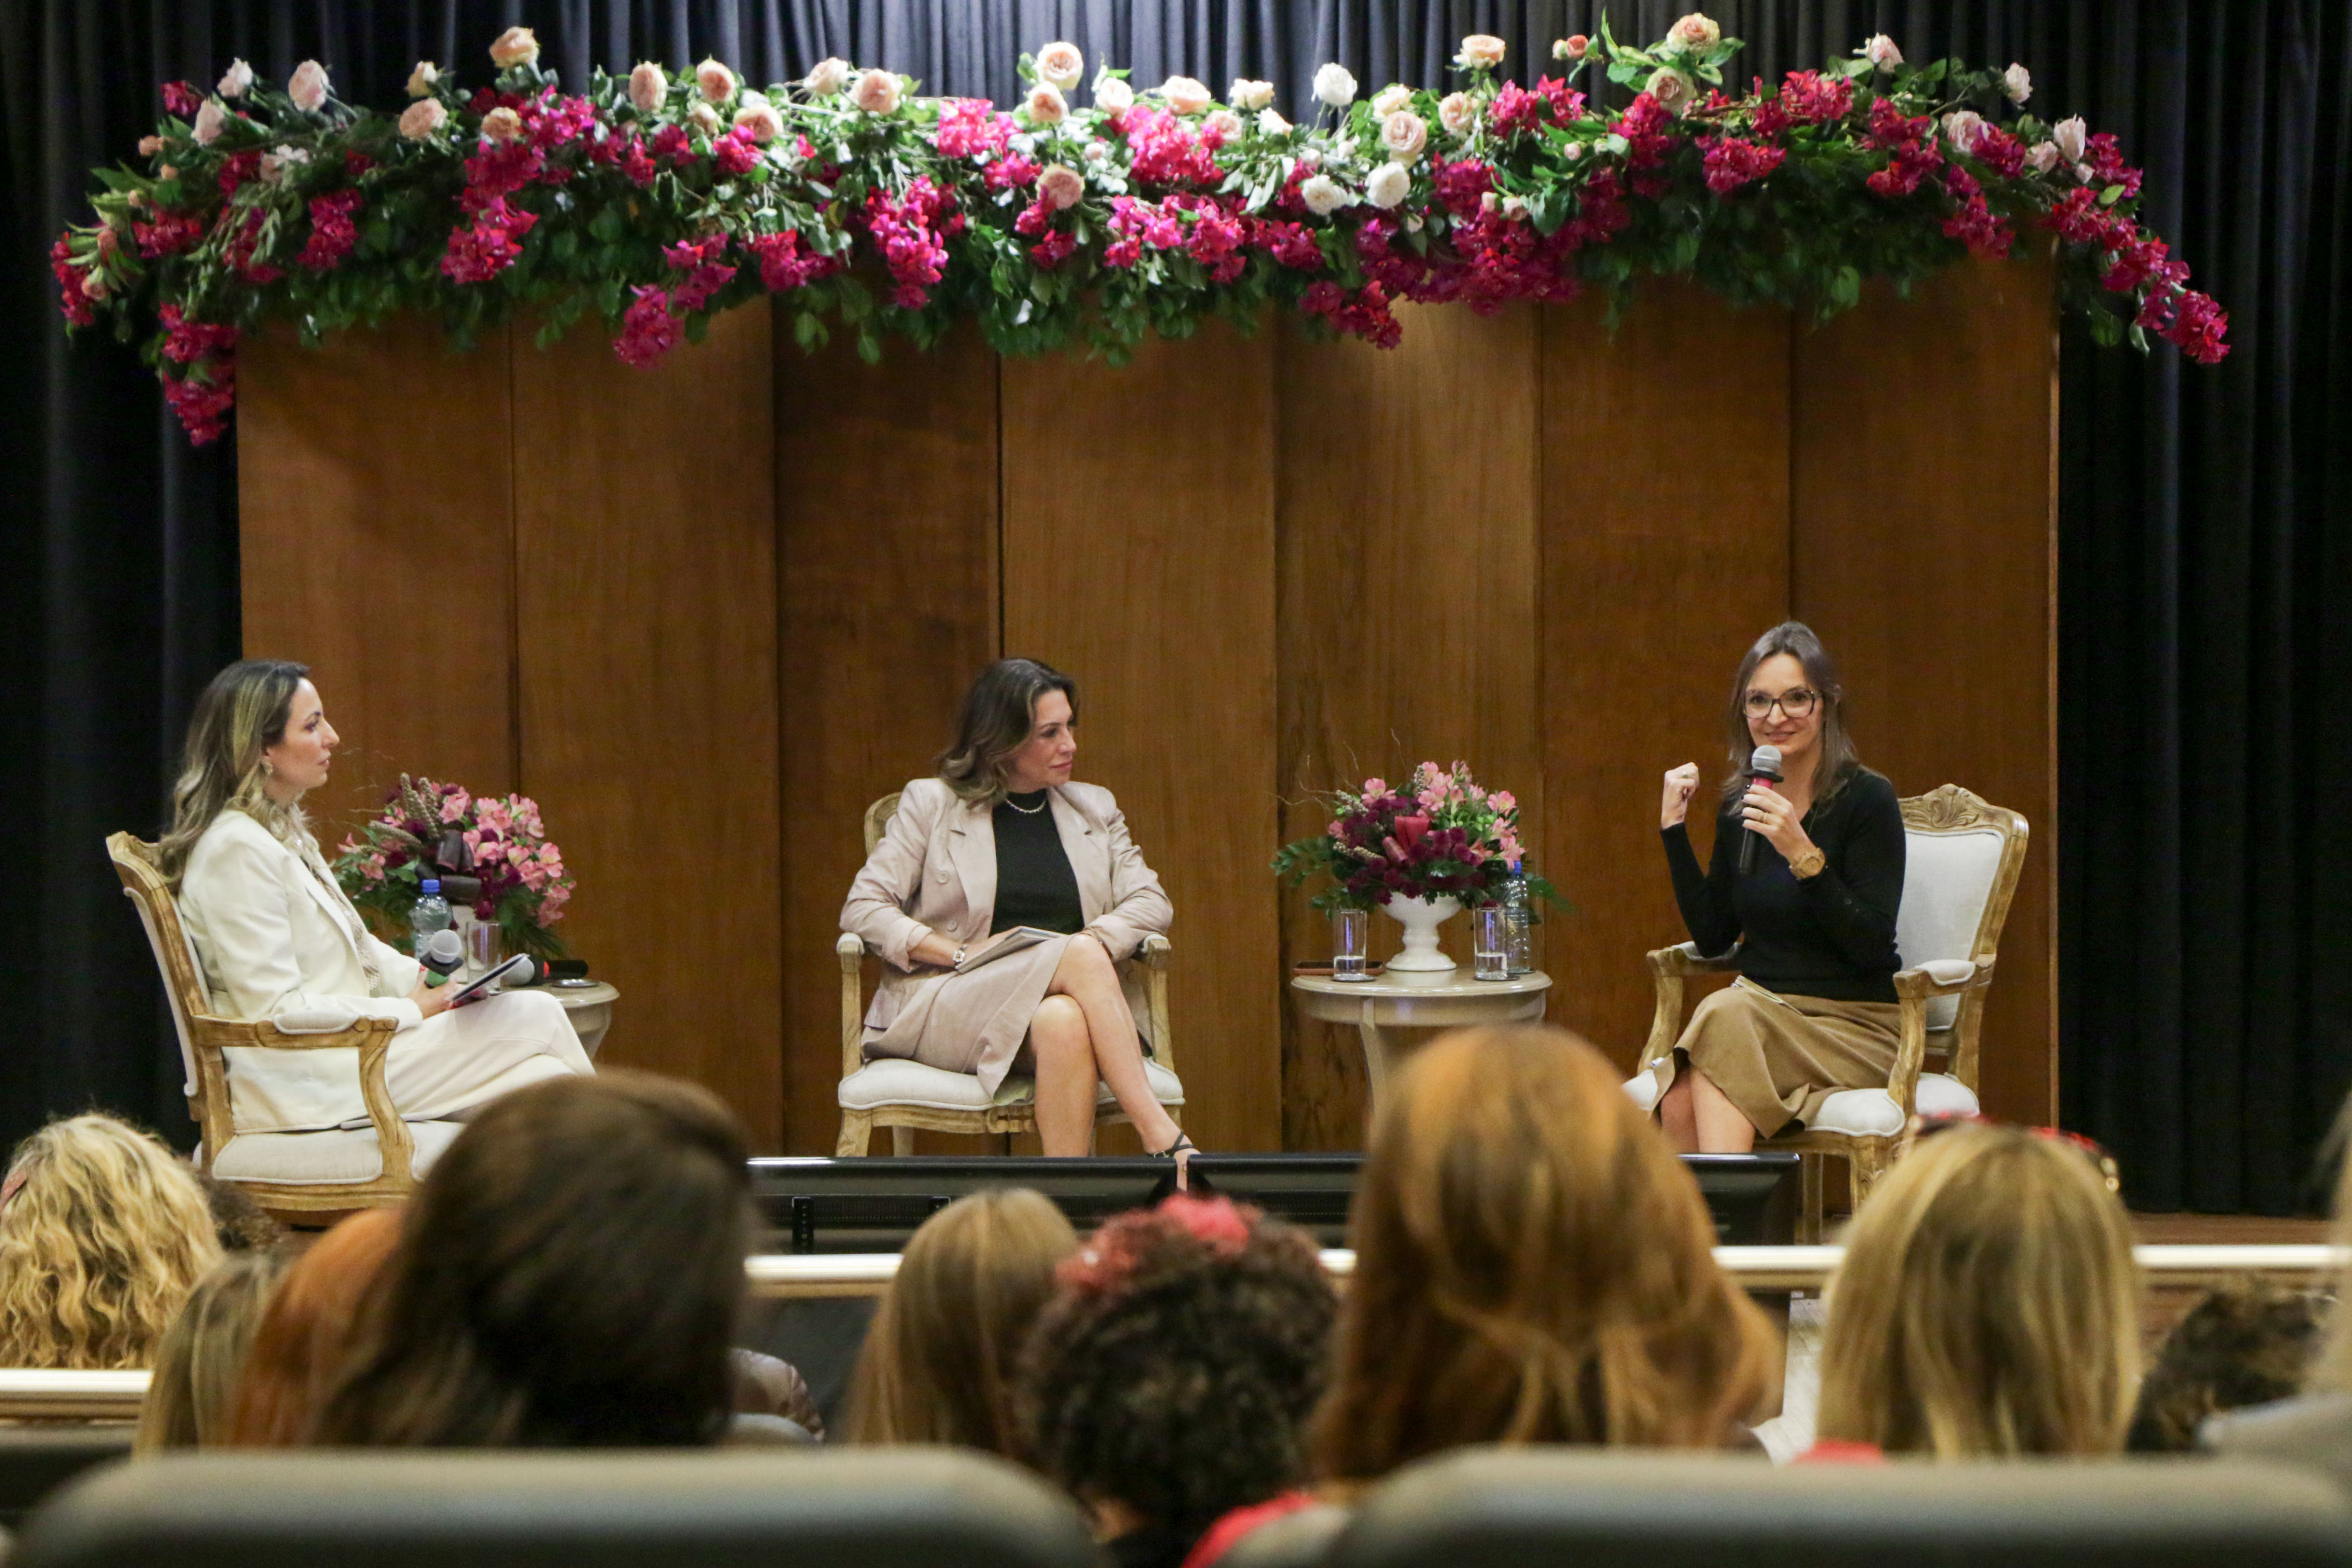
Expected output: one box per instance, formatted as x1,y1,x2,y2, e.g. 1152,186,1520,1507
167,662,591,1137
841,660,1184,1158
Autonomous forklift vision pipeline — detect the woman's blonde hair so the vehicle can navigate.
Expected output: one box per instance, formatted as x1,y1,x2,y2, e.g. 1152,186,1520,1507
847,1188,1078,1451
1314,1026,1775,1480
0,1115,222,1369
1816,1122,2142,1456
135,1248,290,1452
159,658,312,886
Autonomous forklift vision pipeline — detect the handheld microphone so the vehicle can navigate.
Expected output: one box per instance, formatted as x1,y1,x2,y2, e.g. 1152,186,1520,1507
1738,744,1784,874
420,928,465,976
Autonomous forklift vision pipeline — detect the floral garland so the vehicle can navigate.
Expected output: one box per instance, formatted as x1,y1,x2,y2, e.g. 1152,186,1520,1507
52,15,2228,445
331,775,573,959
1273,762,1561,910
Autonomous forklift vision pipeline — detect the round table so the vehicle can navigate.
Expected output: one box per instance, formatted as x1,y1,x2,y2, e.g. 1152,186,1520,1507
543,980,619,1058
1290,969,1553,1110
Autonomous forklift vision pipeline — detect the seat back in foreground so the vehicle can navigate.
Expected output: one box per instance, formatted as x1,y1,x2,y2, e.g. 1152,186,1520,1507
1332,1449,2352,1568
14,1447,1096,1568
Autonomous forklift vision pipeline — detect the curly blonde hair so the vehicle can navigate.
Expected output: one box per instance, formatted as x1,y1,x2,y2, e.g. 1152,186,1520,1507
0,1115,222,1369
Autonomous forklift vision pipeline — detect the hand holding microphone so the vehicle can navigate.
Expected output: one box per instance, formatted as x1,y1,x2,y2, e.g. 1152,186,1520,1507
1738,744,1784,874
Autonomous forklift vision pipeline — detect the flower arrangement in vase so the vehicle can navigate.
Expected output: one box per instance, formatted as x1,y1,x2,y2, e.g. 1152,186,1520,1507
1273,761,1562,971
332,775,573,959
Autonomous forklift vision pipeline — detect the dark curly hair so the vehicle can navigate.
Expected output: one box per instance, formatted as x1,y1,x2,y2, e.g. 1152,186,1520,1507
1019,1196,1337,1544
2127,1279,2324,1452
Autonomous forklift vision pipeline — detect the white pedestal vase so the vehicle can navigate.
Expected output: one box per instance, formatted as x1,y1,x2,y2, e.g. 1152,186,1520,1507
1382,894,1461,973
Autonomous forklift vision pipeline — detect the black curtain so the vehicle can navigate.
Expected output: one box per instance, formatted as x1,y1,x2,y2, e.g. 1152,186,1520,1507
6,2,2345,1210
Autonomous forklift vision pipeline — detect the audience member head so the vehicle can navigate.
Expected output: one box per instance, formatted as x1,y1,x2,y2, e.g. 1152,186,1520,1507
196,1173,283,1253
315,1072,753,1447
935,657,1078,805
1022,1195,1336,1555
2307,1115,2352,1394
160,656,312,882
1817,1120,2141,1456
2129,1279,2324,1452
848,1187,1078,1450
226,1205,405,1445
0,1113,220,1369
136,1247,291,1452
1316,1025,1773,1481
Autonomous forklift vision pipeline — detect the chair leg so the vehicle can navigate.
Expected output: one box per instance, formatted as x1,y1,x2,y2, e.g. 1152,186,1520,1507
1798,1152,1825,1245
835,1112,873,1158
891,1125,916,1156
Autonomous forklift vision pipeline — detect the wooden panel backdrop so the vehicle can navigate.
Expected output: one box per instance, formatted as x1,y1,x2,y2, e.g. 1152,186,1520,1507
239,257,2057,1151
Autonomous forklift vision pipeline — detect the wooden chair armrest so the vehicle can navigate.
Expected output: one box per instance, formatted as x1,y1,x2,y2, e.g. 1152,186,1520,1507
185,1015,412,1190
190,1014,399,1050
835,932,865,971
1138,933,1171,971
1642,943,1740,1070
1647,942,1741,978
1892,956,1994,1001
838,934,867,1082
1138,934,1173,1076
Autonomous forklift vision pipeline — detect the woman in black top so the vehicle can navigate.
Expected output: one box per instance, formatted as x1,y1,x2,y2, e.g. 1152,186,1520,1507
1645,622,1906,1153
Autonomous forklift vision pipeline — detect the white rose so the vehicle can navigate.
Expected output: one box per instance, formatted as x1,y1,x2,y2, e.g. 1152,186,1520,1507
259,145,309,182
629,63,667,113
481,106,525,144
1940,109,1985,154
1314,62,1358,108
398,98,448,140
490,27,540,68
1160,75,1212,115
1094,75,1134,113
1865,34,1904,70
1036,162,1085,211
1372,85,1412,118
406,61,439,98
288,59,330,113
1563,140,1584,160
1405,212,1423,232
1035,41,1084,92
1457,34,1507,68
1203,109,1243,141
2003,63,2032,104
2075,160,2095,183
804,57,850,96
1664,13,1721,53
695,58,737,103
1299,173,1350,215
1229,79,1274,111
1378,109,1427,162
688,101,721,135
1436,91,1477,137
1646,67,1697,116
734,96,785,142
2026,140,2060,173
1084,140,1109,164
1025,82,1068,126
1296,147,1321,168
1365,160,1411,208
1501,193,1528,220
218,58,253,98
1256,107,1291,136
193,99,225,144
2052,114,2087,163
851,69,903,114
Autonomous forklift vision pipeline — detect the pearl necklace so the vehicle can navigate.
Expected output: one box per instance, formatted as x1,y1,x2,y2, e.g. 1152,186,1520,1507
1002,790,1049,815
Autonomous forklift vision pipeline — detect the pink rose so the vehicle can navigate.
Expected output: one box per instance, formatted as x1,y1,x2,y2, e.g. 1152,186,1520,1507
398,98,448,139
1940,109,1986,154
1646,67,1697,116
733,95,785,142
1372,85,1412,118
1035,41,1084,92
138,134,163,157
1378,109,1427,162
1036,162,1084,211
288,59,331,113
851,69,903,114
1455,34,1507,69
217,59,254,98
695,57,737,103
1436,92,1476,137
1025,82,1068,126
406,61,439,97
1666,13,1721,53
1864,34,1904,71
1556,35,1590,62
1202,108,1243,141
1159,75,1212,115
489,27,540,69
629,63,668,113
688,101,721,135
481,106,524,143
1095,77,1136,113
80,270,108,301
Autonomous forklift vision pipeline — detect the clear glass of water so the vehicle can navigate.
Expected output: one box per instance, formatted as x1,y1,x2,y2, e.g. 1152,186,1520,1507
1473,905,1512,981
1331,907,1370,981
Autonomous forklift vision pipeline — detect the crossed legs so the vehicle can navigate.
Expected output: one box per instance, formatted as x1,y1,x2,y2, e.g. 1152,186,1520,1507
1025,936,1183,1157
1658,1063,1758,1154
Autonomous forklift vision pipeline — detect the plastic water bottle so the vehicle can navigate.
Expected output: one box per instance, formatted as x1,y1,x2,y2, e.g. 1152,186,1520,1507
1500,861,1534,977
411,878,454,971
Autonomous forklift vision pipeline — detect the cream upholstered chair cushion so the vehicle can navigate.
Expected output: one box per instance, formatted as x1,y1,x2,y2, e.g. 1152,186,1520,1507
1895,827,2005,1032
210,1118,466,1185
838,1059,1184,1115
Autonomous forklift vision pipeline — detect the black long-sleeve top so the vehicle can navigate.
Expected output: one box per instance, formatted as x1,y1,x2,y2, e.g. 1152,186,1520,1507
1661,767,1906,1003
990,790,1086,935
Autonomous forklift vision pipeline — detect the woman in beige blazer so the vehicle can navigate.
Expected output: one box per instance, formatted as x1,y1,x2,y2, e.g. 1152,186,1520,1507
841,659,1186,1159
165,661,592,1138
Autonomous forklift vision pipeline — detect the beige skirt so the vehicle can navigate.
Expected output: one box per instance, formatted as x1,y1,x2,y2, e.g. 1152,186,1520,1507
861,934,1076,1096
1645,977,1900,1138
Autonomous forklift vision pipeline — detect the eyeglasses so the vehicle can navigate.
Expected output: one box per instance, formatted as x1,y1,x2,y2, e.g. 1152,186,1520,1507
1744,687,1818,719
1905,1112,2122,1195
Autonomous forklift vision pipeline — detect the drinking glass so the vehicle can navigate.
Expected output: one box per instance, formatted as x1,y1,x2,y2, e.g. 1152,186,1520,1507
1473,905,1512,980
1331,907,1370,980
464,919,501,980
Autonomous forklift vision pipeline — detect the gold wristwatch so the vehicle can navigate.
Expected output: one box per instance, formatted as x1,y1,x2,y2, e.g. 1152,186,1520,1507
1788,845,1827,880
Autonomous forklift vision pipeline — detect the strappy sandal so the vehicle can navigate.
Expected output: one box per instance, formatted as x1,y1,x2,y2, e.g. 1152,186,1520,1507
1148,1133,1197,1159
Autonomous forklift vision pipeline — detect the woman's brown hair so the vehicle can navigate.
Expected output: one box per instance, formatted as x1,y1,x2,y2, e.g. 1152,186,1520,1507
847,1187,1078,1451
935,658,1077,806
1815,1121,2142,1456
137,1247,291,1452
1314,1025,1773,1480
226,1206,404,1445
1719,621,1863,804
312,1072,753,1448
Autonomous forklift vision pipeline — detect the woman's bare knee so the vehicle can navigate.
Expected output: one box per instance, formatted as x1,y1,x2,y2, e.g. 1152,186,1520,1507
1030,995,1089,1055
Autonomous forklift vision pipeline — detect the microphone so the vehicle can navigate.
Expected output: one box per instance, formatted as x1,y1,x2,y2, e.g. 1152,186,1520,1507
419,928,465,976
1738,744,1784,875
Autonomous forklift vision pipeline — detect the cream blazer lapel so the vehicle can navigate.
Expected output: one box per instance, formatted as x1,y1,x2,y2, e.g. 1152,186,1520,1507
1047,787,1111,922
941,793,998,932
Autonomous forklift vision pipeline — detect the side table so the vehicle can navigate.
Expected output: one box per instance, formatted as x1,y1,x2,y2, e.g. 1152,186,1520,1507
1290,970,1552,1112
543,980,619,1058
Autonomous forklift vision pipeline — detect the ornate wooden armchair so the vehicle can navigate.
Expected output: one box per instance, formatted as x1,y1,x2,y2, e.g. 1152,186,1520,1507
107,833,460,1220
1626,785,2030,1240
834,793,1182,1156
